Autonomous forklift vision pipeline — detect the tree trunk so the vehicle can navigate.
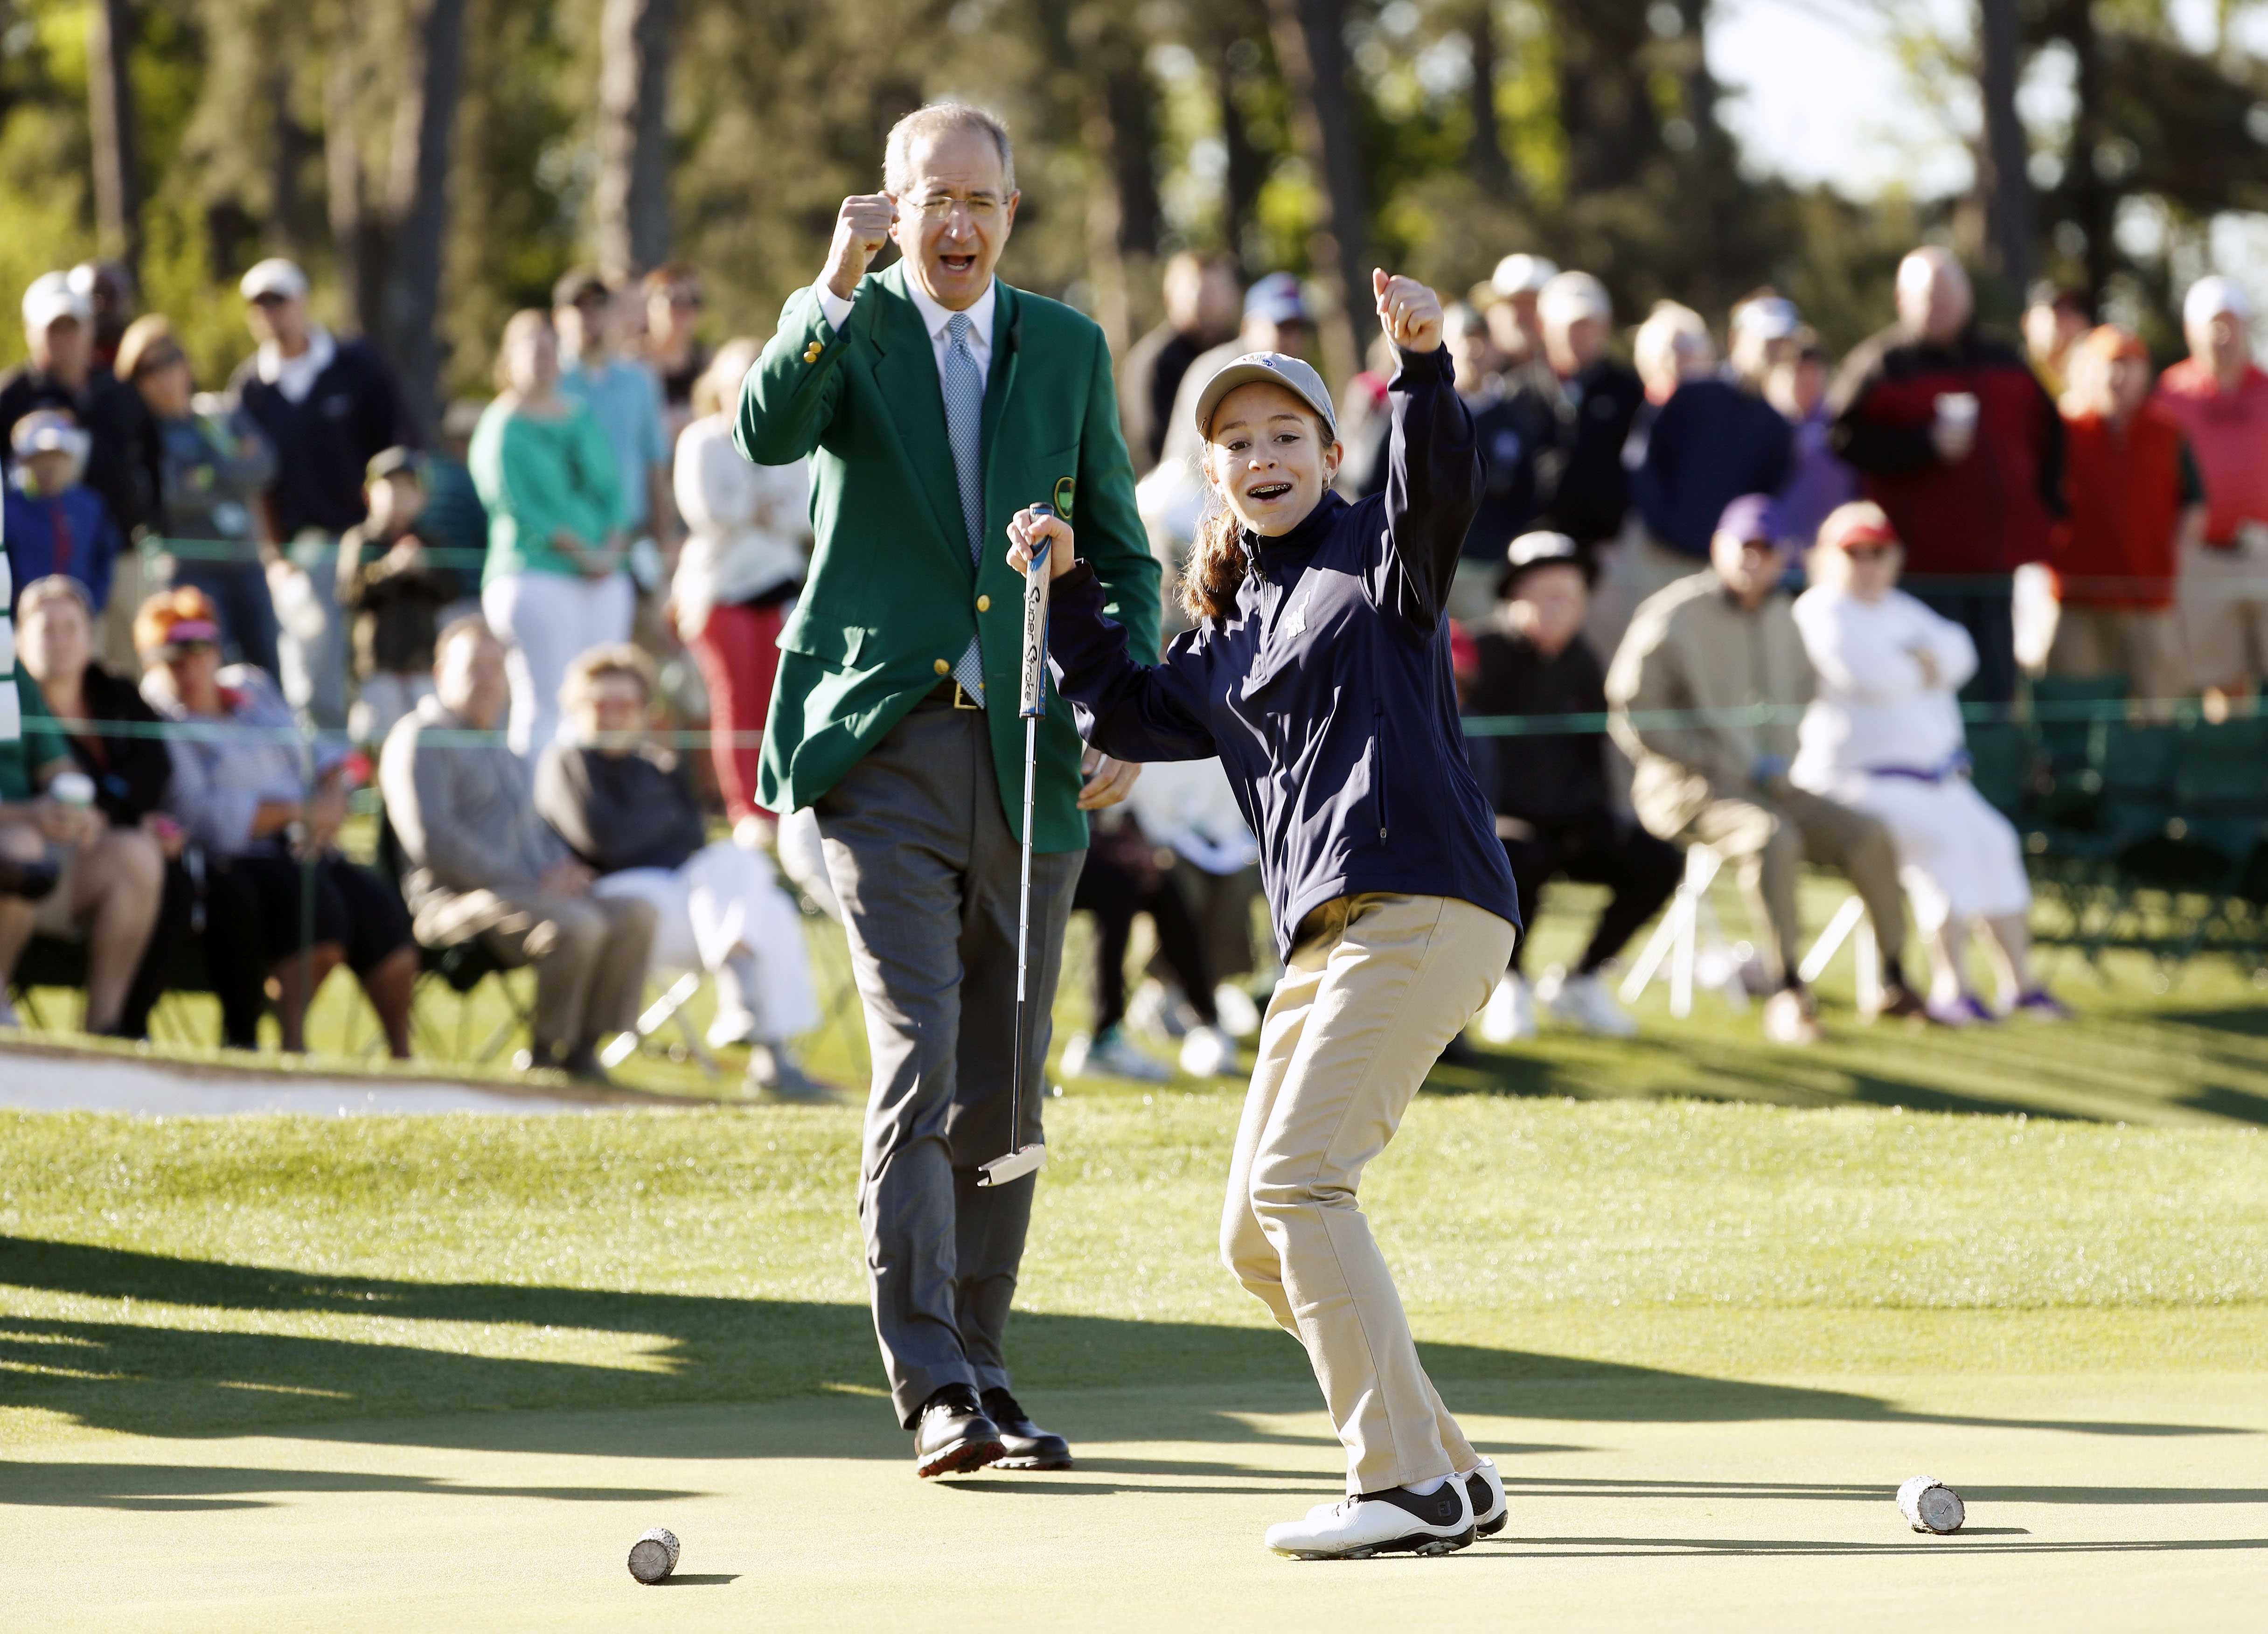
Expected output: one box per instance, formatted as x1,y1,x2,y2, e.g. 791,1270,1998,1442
1976,0,2037,299
382,0,470,441
2064,0,2113,306
324,42,386,340
1466,0,1515,198
86,0,143,277
1265,0,1369,385
1217,38,1267,271
1105,57,1162,255
595,0,675,275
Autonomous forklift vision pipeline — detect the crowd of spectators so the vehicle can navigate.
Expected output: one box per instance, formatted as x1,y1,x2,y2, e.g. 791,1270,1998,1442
5,228,2267,1069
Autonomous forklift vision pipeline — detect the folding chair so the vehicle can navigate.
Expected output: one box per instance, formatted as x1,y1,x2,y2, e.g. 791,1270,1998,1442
1620,843,1881,1018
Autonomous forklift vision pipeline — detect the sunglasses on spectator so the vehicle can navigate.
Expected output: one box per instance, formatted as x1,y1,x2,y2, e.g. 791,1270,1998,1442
249,292,291,308
1842,546,1896,561
666,288,703,308
134,346,185,378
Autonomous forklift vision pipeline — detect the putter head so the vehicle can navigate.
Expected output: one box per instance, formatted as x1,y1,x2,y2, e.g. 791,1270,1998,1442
976,1143,1046,1188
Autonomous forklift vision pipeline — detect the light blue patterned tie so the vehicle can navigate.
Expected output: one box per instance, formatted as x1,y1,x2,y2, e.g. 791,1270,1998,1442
944,311,988,707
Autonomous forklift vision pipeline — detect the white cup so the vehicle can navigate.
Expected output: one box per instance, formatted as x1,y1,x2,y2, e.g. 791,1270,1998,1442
1934,391,1979,433
49,770,96,808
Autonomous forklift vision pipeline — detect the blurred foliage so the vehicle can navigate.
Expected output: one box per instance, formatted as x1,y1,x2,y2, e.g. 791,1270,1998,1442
3,0,2268,396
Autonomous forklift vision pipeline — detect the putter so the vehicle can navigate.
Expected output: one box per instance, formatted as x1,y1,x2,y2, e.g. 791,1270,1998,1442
978,502,1058,1189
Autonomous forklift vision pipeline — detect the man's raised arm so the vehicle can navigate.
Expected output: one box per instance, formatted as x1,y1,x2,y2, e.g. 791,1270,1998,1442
734,193,897,468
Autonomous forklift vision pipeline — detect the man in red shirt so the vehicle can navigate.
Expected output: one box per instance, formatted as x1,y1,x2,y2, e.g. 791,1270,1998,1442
2154,276,2268,696
1829,248,2065,704
2050,326,2205,704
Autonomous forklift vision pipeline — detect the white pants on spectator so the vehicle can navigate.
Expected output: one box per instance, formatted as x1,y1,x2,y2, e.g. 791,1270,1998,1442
350,672,436,748
483,569,635,758
593,840,820,1042
1845,775,2031,938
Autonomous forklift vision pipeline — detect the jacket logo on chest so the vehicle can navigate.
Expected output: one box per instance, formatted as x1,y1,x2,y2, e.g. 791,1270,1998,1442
1283,579,1317,638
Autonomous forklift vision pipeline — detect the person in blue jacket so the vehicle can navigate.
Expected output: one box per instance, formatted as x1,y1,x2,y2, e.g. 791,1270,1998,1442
1008,270,1522,1563
5,410,122,618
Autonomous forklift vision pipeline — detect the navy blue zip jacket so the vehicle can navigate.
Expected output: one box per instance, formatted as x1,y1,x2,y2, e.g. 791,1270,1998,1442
1046,344,1521,959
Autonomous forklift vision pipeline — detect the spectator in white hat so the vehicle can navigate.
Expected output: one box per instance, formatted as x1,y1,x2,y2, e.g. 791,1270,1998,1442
1486,252,1558,381
228,257,416,732
1728,290,1801,388
0,272,160,668
2155,275,2268,699
1534,271,1641,549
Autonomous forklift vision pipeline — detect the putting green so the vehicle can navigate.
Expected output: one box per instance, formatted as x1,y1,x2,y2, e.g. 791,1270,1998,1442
5,1367,2264,1631
3,1095,2263,1627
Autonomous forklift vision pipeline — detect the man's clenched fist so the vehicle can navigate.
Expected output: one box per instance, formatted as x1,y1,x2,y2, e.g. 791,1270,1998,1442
824,195,899,301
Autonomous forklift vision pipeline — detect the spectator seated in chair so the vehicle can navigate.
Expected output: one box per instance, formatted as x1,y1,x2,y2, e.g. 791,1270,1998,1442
533,644,826,1100
1464,531,1682,1041
380,618,657,1082
0,577,162,1037
138,586,416,1056
1791,503,2067,1025
14,575,267,1045
1607,494,1927,1045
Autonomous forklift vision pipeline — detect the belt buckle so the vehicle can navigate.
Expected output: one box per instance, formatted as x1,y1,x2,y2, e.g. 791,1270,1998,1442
952,681,981,710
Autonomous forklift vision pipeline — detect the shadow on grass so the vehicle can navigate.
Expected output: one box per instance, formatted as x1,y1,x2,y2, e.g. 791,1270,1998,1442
1424,1035,2084,1120
2,1236,2250,1454
0,1465,701,1511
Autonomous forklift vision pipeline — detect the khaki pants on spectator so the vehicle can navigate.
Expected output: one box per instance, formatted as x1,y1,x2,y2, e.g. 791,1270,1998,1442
477,890,658,1052
1682,786,1907,989
2177,540,2268,690
2048,605,2186,704
1221,893,1517,1495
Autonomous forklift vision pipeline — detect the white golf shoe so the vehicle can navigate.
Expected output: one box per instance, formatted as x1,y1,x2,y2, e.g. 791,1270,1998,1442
1265,1478,1475,1560
1536,966,1639,1037
1178,1023,1239,1078
1477,973,1536,1043
1462,1456,1507,1536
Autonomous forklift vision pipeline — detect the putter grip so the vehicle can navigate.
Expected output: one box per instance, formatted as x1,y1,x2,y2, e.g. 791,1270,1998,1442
1020,502,1054,719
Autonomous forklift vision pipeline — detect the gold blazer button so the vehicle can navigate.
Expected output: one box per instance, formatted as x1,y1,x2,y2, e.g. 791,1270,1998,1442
933,658,951,675
976,595,990,612
804,341,824,362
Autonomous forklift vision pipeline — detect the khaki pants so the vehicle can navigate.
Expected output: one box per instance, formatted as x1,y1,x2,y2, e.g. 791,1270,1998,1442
2175,539,2268,690
2048,605,2186,705
1684,786,1907,987
1221,893,1517,1495
477,890,658,1052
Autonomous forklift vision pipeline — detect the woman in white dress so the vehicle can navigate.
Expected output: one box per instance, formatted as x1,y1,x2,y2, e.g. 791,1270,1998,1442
1791,502,2067,1024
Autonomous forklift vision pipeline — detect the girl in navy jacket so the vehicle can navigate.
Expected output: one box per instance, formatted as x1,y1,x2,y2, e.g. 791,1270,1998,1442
1008,271,1521,1562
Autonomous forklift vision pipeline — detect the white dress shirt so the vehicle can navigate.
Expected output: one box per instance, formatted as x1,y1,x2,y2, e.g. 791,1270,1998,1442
256,325,338,405
815,276,996,402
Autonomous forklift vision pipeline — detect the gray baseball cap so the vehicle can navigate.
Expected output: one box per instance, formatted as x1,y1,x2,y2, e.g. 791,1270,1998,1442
1190,350,1338,444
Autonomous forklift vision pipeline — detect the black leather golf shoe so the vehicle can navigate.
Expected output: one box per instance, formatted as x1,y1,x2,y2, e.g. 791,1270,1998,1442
913,1387,1005,1479
981,1388,1072,1470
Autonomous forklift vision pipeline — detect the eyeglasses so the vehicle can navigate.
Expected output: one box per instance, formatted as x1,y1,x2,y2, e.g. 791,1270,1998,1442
666,289,703,308
903,194,1006,224
248,292,291,308
1843,546,1896,561
135,346,185,378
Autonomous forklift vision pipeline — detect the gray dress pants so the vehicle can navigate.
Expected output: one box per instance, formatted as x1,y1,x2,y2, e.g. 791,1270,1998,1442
814,701,1083,1427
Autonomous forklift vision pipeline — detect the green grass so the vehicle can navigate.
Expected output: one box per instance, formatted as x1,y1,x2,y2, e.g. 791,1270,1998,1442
3,1094,2261,1445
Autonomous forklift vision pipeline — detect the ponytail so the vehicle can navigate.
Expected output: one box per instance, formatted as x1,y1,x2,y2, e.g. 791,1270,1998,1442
1179,490,1249,625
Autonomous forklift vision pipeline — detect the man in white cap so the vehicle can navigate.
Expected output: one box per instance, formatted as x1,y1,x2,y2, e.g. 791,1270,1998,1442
1486,252,1558,383
0,272,160,667
228,257,414,730
2155,275,2268,697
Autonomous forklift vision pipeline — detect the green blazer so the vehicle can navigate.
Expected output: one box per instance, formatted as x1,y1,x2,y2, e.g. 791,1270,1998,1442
736,264,1162,853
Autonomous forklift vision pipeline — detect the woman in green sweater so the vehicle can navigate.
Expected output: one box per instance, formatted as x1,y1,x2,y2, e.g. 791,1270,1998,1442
471,308,629,757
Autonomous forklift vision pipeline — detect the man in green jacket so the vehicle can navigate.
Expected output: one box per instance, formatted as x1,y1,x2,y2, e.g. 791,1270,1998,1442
736,103,1161,1479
